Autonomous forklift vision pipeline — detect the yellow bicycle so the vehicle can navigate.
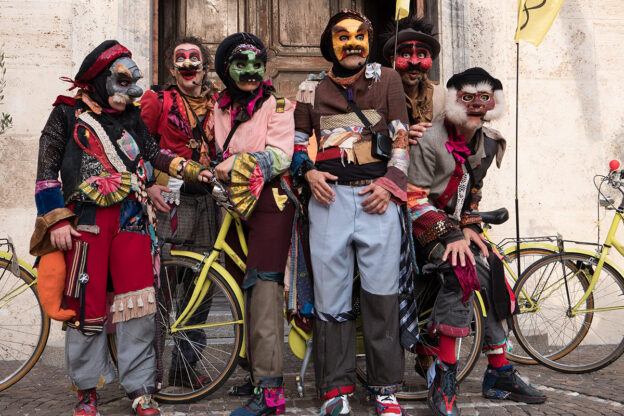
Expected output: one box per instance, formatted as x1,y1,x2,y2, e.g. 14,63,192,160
512,163,624,373
0,237,50,392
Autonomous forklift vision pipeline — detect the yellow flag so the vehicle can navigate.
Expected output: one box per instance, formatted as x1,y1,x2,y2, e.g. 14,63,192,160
395,0,410,20
515,0,565,46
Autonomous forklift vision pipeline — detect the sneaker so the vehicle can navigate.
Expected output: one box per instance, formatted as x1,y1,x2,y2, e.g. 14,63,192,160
375,394,405,415
482,366,547,404
168,365,211,388
229,375,255,396
230,386,285,415
427,359,460,416
320,394,351,416
132,395,160,416
74,388,99,416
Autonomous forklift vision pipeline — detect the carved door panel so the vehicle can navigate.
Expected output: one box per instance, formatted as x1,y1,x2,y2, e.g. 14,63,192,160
158,0,356,98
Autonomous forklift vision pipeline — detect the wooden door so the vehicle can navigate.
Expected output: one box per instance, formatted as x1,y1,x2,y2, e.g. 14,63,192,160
157,0,357,99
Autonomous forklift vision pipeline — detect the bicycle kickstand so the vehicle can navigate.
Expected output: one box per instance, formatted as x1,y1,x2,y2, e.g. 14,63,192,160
296,338,313,398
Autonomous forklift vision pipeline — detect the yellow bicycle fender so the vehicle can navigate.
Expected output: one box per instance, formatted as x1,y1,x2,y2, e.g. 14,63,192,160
501,243,559,256
558,248,624,278
474,290,487,318
0,251,37,278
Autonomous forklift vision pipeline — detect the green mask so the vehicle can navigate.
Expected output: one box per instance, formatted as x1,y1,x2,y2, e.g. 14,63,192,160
228,50,265,83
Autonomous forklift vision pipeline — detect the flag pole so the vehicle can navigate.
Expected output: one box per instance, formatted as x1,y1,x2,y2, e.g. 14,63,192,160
393,12,399,70
515,40,521,281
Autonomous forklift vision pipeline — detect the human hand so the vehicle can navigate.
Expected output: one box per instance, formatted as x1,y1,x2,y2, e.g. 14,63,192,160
198,169,212,182
146,184,172,213
50,224,82,251
442,239,475,267
408,122,432,145
305,169,338,205
359,184,391,214
215,156,235,181
463,227,489,258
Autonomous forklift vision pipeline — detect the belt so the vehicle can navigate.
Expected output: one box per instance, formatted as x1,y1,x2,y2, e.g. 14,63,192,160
327,179,375,187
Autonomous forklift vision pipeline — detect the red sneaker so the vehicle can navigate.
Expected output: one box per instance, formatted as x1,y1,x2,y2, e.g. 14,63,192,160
74,388,99,416
132,395,160,416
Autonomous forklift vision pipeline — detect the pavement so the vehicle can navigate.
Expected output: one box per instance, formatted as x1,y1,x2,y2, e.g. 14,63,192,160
1,343,624,416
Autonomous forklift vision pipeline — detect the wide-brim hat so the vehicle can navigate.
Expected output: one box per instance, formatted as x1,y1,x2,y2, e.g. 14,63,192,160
382,28,440,61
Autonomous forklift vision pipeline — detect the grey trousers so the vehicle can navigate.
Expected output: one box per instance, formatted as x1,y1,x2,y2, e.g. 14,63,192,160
308,184,404,397
65,313,157,399
431,246,506,346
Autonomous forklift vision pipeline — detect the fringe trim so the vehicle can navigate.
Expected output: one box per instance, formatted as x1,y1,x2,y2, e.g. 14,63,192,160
295,80,318,106
111,287,156,323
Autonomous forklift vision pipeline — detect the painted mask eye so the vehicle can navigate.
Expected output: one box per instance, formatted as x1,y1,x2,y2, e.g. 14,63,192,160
461,94,474,102
356,34,365,41
417,52,426,59
479,93,491,101
253,63,261,69
236,62,245,69
401,52,411,59
339,35,349,42
118,80,130,87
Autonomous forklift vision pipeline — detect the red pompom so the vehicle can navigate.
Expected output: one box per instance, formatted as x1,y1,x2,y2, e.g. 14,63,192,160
609,160,620,171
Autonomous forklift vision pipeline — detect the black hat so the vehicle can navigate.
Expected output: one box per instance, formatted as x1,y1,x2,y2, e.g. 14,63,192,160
446,67,503,91
214,32,266,83
74,40,132,84
320,9,373,63
382,28,440,61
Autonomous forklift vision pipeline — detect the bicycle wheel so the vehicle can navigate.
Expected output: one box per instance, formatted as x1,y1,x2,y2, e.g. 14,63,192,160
147,257,243,403
0,257,50,392
513,252,624,373
355,297,484,400
502,247,556,364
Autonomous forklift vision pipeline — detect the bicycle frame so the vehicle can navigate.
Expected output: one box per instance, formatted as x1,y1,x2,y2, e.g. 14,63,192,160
167,209,247,334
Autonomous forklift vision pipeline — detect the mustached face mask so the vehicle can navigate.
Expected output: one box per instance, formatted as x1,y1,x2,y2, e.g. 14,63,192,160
457,90,495,117
227,48,265,84
173,46,204,80
106,56,143,104
331,18,370,62
395,40,433,73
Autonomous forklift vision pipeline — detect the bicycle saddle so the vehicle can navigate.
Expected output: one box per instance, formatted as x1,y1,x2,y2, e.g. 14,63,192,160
480,208,509,225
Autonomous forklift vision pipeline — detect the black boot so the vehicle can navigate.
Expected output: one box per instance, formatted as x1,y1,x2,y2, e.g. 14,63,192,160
482,365,547,404
427,359,460,416
229,375,255,396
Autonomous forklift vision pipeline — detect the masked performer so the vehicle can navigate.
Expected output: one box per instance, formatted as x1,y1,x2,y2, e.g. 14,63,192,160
140,36,218,389
407,67,547,416
211,32,304,416
30,40,210,416
381,16,445,146
291,10,411,416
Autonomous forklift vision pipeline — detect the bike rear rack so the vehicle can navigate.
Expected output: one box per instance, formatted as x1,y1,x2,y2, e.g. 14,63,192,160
0,237,21,277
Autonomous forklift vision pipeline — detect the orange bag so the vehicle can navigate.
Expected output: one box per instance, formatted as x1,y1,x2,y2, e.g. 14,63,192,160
37,251,75,321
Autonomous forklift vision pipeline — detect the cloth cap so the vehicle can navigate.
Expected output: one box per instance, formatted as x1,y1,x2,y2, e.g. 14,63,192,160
214,32,267,83
446,67,503,91
320,9,373,63
75,40,132,84
382,28,440,61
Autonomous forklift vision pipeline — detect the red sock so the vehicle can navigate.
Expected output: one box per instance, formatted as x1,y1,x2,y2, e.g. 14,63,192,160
438,335,457,364
487,352,510,368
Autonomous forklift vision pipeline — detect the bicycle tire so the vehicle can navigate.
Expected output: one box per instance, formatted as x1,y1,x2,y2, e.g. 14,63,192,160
355,297,484,400
108,257,244,403
0,257,50,392
512,252,624,373
502,247,557,365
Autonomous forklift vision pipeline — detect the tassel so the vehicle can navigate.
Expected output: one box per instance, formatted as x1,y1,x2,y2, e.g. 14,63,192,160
137,297,144,308
111,303,116,313
118,301,124,311
128,298,133,309
148,292,154,303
